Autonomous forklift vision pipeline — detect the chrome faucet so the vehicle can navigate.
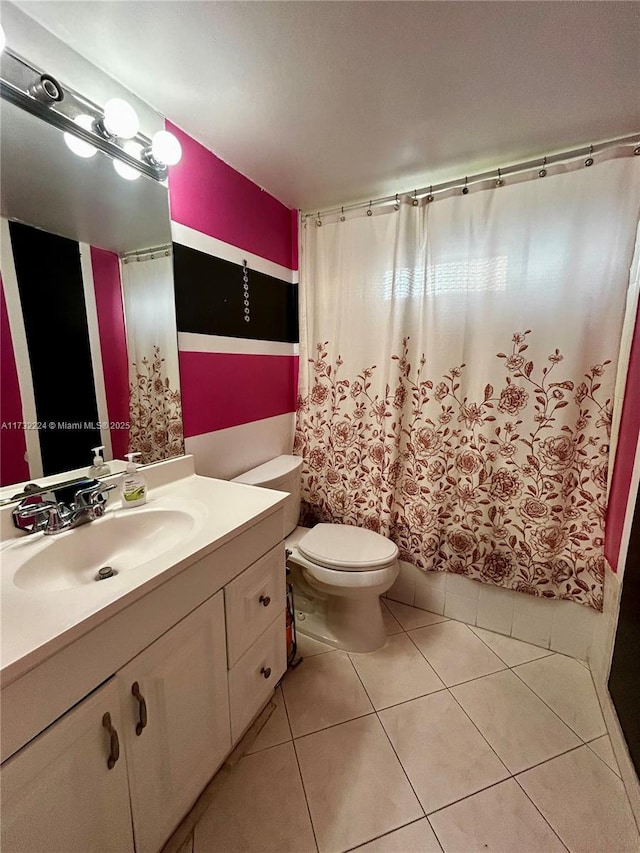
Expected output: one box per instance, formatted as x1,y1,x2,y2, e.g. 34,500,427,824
13,482,117,535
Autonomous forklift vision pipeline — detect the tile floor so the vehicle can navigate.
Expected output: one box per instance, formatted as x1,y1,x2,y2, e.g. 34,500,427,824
187,602,639,853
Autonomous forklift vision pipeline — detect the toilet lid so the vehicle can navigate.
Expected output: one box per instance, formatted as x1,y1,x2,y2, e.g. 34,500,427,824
298,523,398,571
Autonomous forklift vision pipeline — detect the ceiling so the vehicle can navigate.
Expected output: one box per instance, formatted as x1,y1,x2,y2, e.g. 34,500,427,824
9,1,640,211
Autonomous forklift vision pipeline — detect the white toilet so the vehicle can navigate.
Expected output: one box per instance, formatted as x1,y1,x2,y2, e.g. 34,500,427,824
233,455,399,652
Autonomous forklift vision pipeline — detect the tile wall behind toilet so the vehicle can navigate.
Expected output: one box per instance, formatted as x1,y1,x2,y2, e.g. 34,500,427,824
166,122,299,480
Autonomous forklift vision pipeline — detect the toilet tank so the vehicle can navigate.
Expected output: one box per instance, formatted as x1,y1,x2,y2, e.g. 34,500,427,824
232,455,302,536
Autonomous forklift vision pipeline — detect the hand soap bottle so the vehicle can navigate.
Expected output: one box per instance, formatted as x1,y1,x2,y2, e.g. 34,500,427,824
88,445,111,477
120,452,147,508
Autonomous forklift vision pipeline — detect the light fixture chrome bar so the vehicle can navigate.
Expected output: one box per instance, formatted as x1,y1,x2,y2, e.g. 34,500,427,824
0,79,160,181
0,47,164,182
304,133,640,219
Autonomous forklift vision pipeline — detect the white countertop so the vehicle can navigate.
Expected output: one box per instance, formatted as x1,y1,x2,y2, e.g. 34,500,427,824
0,459,286,686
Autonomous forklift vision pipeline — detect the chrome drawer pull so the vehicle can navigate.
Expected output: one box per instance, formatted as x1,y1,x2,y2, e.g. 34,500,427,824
131,681,148,735
102,712,120,769
260,666,271,679
259,594,271,607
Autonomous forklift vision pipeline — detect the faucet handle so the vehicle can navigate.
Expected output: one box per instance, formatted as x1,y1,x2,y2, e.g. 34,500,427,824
74,481,117,509
13,500,68,534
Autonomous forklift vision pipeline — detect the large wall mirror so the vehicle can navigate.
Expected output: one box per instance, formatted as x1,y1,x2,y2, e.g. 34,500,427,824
0,61,184,501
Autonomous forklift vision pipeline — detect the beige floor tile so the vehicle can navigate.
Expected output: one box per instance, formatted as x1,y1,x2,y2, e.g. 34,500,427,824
351,819,442,852
381,601,404,635
282,650,373,737
245,686,292,755
385,599,448,630
296,632,335,657
409,621,505,686
349,633,444,710
194,742,316,853
451,670,581,773
588,734,621,776
518,745,640,853
471,626,554,667
429,779,565,853
379,691,509,814
295,715,422,853
513,654,606,742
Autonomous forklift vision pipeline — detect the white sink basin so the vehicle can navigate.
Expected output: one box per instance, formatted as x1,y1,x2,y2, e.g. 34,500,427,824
11,508,196,592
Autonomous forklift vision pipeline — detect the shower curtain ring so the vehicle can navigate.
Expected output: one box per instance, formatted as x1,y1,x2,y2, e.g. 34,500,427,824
495,168,504,187
634,144,640,156
394,194,400,211
462,177,469,195
316,212,322,226
340,206,345,222
538,156,548,178
367,200,373,216
426,185,434,203
412,189,419,206
584,145,594,167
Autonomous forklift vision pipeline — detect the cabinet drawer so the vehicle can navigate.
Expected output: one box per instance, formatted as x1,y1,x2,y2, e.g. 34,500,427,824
228,612,287,744
224,543,286,666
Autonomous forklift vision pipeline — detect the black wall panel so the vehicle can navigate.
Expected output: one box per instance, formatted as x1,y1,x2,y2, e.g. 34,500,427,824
9,221,101,475
172,242,298,343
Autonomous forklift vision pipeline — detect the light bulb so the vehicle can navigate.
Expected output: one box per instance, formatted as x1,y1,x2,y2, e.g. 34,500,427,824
113,141,143,181
150,130,182,166
64,114,97,158
103,98,139,139
0,24,6,55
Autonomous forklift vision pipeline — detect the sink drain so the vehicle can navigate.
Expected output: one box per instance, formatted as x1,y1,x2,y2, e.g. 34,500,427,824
96,566,118,581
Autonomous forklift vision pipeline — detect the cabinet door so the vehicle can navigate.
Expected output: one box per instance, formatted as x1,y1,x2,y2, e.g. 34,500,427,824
0,679,134,853
119,591,231,853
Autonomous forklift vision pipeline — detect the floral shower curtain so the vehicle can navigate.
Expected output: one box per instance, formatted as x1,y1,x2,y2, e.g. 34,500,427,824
121,251,184,464
295,157,640,610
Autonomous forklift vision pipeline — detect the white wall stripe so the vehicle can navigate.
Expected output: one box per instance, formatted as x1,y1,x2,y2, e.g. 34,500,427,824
0,217,43,479
171,221,299,285
178,332,298,357
79,244,113,461
185,412,295,480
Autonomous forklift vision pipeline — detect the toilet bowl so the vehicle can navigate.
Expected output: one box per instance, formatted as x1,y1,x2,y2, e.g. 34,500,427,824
232,456,399,652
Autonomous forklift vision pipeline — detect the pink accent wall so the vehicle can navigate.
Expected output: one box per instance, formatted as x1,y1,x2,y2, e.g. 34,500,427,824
180,351,298,437
90,247,130,460
0,278,29,485
606,301,640,571
166,122,296,271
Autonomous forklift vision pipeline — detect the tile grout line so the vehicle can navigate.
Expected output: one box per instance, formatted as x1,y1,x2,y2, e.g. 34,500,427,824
343,652,430,826
508,663,597,745
280,676,321,853
511,774,571,852
341,817,439,853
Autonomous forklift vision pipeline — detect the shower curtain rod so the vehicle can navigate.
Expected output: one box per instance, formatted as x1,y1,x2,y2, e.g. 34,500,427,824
303,133,640,220
121,244,172,263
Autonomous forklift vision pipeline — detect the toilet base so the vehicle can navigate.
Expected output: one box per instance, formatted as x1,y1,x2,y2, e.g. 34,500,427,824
291,576,388,653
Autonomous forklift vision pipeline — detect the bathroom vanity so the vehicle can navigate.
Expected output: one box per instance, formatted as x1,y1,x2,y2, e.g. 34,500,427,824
0,456,288,853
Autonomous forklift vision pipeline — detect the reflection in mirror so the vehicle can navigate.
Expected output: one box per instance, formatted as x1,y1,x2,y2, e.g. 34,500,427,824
0,57,184,500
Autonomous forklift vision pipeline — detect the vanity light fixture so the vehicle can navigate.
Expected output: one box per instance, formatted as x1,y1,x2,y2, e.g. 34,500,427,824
63,114,97,158
113,141,143,180
0,46,182,181
97,97,140,140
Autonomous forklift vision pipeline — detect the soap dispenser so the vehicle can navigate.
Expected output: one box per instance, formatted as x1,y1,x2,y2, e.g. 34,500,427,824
88,445,111,477
120,452,147,508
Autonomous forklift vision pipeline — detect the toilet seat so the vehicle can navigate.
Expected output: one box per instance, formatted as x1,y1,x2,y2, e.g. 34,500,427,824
298,523,398,571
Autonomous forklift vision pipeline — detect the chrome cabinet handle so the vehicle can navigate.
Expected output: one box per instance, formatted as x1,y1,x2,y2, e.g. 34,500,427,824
131,681,148,735
259,594,271,607
260,666,271,679
102,712,120,769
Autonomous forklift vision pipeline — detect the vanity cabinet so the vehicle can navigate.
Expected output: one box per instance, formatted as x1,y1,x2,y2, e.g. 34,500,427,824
119,591,230,853
0,679,135,853
1,494,287,853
